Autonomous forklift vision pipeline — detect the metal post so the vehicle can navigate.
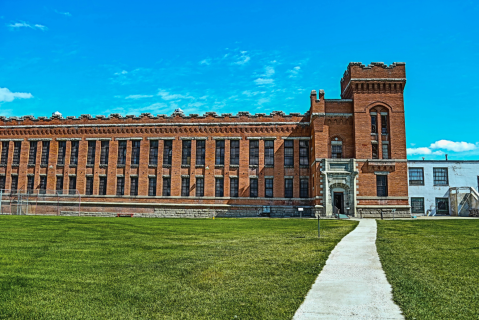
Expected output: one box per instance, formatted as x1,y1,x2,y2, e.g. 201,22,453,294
380,209,384,220
317,214,320,238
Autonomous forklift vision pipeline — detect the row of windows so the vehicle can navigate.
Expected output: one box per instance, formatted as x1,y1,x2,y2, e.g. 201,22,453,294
408,167,449,186
410,197,449,214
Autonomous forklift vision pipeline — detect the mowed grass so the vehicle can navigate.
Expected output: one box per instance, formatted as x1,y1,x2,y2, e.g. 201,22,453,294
0,216,357,319
377,220,479,320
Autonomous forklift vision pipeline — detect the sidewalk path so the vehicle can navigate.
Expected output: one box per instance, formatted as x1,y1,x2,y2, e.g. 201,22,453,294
293,219,404,319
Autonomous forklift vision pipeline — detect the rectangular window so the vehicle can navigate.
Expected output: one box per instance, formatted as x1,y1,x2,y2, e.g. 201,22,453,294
148,177,157,196
300,178,309,198
87,141,96,166
163,177,171,196
28,141,37,165
371,113,378,134
381,114,388,134
264,140,274,166
0,175,5,191
332,142,342,159
265,178,273,198
196,177,204,197
116,177,125,196
163,140,172,165
57,141,66,165
284,140,294,166
196,140,206,165
411,197,424,214
249,140,259,166
372,143,379,159
39,176,47,194
99,177,107,195
230,140,240,165
409,168,424,185
100,141,109,165
230,178,239,197
11,175,18,193
215,140,224,165
376,175,388,197
382,143,389,159
215,178,224,197
149,140,158,165
12,142,21,165
181,177,190,196
130,177,138,196
182,140,191,165
70,141,79,165
85,176,94,195
131,141,141,165
433,168,448,186
41,141,50,166
285,178,293,198
56,176,63,194
69,176,77,195
250,178,258,197
27,176,34,193
1,141,9,165
299,141,309,166
435,197,449,214
117,141,127,165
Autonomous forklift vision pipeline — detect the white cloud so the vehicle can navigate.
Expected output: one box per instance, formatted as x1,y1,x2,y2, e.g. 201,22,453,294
157,89,195,101
125,94,154,99
287,66,301,78
264,66,275,77
55,10,72,17
200,59,211,65
8,21,48,31
407,147,433,155
232,51,251,65
429,140,477,152
114,70,128,75
254,78,274,85
0,87,33,102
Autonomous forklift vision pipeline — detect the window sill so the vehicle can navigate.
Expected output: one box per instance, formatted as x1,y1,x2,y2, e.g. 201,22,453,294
195,164,205,167
300,165,309,169
215,164,224,167
409,183,424,186
11,164,19,167
86,164,94,168
163,164,172,168
69,164,77,168
40,164,47,168
229,164,239,168
249,165,258,168
0,164,6,167
57,164,64,167
99,164,108,168
117,164,126,168
433,184,449,187
264,165,274,168
28,164,36,167
148,164,158,168
131,164,139,168
284,166,294,168
181,165,190,168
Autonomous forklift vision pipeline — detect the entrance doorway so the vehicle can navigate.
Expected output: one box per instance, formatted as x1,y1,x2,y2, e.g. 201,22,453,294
333,192,344,214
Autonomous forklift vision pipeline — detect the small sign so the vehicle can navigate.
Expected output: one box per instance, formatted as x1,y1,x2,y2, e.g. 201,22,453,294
263,206,271,213
298,207,304,212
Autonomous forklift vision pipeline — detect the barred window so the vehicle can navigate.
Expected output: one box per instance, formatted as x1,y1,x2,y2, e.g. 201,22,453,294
99,177,107,195
130,177,138,196
149,140,158,165
28,141,37,165
70,141,79,165
230,178,239,197
284,178,293,198
215,140,224,165
148,177,157,196
196,177,204,197
409,168,424,185
215,178,224,197
381,114,388,134
57,141,66,165
131,141,141,165
265,178,273,198
181,177,190,196
41,141,50,166
163,140,172,165
11,176,18,193
0,175,5,191
56,176,63,194
250,178,258,198
299,141,308,166
411,197,424,214
39,176,47,194
371,113,378,134
86,177,94,195
100,141,109,165
196,140,206,165
372,143,379,159
436,197,449,214
117,141,127,165
116,177,125,196
1,141,9,165
249,140,259,166
230,140,240,165
182,140,191,165
12,142,21,165
332,142,342,159
264,140,274,166
87,141,96,166
382,143,389,159
163,177,171,196
300,178,309,198
376,175,388,197
27,176,34,193
69,176,77,195
284,140,294,167
433,168,448,186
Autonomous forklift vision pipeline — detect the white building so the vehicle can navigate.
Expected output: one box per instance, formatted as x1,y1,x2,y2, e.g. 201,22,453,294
408,160,479,216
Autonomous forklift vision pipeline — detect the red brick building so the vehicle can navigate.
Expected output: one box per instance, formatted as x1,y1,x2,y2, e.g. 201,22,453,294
0,62,409,218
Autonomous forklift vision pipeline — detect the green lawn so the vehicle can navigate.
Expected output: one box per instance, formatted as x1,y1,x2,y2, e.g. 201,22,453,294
377,220,479,320
0,216,357,319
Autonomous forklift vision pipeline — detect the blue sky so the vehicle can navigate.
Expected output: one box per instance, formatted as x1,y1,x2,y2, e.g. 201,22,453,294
1,0,479,160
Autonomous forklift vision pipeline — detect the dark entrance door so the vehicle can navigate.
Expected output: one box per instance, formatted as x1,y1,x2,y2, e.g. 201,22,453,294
333,192,344,214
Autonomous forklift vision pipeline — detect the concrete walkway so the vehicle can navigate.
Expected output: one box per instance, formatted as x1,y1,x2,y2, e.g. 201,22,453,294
293,219,404,319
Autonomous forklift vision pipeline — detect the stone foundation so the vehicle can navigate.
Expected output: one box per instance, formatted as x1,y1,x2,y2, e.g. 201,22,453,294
356,207,410,218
